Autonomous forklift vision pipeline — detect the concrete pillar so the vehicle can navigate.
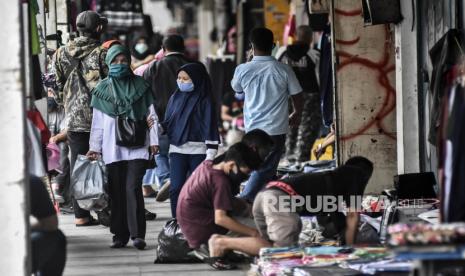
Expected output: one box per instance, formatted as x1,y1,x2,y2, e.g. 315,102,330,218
395,0,420,174
198,0,215,63
332,0,397,193
0,1,29,275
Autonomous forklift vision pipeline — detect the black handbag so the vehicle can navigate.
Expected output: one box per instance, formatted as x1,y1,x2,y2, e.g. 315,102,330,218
146,152,157,169
111,84,147,147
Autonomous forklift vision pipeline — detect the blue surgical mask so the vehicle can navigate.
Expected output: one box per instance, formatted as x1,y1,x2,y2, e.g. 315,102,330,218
135,43,148,54
109,64,131,78
177,80,194,92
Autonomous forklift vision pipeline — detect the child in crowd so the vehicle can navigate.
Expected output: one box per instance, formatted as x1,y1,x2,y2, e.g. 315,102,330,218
162,63,220,218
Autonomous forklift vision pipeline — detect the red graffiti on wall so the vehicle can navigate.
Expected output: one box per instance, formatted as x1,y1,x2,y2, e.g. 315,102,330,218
335,9,396,141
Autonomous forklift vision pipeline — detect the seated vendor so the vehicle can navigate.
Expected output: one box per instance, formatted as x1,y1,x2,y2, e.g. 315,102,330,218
177,142,263,250
208,156,373,260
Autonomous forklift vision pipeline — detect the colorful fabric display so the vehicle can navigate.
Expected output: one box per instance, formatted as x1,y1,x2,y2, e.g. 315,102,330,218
388,223,465,246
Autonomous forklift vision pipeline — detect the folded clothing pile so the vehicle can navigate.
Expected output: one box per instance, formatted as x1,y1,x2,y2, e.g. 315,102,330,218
352,247,391,260
388,223,465,246
256,246,393,275
259,247,304,261
257,247,304,276
302,246,354,266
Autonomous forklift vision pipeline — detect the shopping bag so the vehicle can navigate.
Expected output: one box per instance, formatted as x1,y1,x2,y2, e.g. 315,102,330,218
154,219,200,263
71,155,108,211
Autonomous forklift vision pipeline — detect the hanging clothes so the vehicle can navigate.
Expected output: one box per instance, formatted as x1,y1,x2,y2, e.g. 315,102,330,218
319,24,333,127
29,0,41,55
26,119,47,177
428,29,465,144
96,0,144,31
32,55,45,100
441,83,465,222
27,110,51,145
206,57,236,117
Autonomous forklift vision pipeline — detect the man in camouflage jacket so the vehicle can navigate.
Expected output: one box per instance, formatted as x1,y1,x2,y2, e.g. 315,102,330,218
54,11,108,225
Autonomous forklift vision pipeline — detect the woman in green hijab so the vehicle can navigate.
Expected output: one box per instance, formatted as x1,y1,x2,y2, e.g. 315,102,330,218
87,45,159,250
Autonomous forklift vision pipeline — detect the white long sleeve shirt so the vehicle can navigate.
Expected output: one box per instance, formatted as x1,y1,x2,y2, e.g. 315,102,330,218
89,105,159,165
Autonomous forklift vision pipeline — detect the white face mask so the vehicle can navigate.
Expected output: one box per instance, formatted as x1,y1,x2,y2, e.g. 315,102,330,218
135,43,148,54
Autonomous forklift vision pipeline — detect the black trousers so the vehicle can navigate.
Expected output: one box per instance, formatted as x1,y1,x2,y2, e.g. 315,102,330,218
68,131,92,219
31,230,67,276
107,159,147,242
55,141,70,202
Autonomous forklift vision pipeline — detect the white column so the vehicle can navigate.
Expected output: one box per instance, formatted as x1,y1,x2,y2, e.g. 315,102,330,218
0,1,29,276
198,0,214,63
395,0,420,174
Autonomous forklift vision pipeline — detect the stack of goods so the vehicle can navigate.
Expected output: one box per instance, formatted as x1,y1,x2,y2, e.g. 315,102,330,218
254,246,398,276
256,247,304,276
388,223,465,260
299,217,325,246
388,223,465,247
345,259,413,275
302,247,356,266
293,265,360,276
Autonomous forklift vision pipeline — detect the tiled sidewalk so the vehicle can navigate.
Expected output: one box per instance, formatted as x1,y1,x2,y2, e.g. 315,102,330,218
60,199,249,276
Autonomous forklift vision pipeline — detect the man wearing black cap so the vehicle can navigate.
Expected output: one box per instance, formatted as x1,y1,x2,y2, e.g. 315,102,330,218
54,11,108,226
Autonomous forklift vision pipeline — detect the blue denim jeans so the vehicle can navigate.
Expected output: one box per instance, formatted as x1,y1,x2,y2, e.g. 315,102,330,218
155,134,170,186
169,152,205,217
240,134,286,202
142,134,170,188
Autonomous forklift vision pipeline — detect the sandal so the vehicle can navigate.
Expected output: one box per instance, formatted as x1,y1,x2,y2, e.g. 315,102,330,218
191,244,210,261
204,257,237,270
76,217,100,227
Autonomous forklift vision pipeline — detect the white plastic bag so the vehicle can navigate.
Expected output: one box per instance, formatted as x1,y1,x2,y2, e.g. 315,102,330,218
71,155,108,211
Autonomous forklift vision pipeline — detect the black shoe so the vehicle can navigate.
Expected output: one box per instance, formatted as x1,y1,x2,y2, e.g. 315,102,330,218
133,238,146,250
192,244,210,261
75,217,100,227
97,209,111,227
143,190,158,198
145,209,157,221
155,181,170,202
110,240,126,248
60,204,74,215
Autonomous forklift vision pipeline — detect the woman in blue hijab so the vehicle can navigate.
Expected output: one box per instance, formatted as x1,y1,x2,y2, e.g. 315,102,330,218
162,63,220,217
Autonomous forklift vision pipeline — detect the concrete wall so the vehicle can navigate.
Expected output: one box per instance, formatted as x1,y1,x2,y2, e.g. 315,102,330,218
332,0,397,193
0,2,29,275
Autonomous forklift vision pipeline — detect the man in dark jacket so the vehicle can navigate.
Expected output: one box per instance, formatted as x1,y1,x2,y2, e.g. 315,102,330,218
276,25,322,163
54,10,108,226
143,35,190,200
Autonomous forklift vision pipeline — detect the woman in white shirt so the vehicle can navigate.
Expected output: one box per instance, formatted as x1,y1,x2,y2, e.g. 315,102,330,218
87,45,159,250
